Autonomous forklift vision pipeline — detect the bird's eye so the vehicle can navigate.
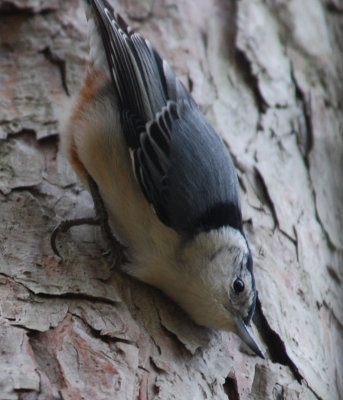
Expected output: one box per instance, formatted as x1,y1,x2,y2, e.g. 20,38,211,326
233,278,245,293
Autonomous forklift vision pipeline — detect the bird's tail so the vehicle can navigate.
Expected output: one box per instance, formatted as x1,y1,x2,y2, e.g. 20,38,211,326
82,0,192,120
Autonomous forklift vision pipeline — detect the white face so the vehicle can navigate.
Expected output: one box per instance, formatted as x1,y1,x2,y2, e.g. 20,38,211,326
175,227,256,332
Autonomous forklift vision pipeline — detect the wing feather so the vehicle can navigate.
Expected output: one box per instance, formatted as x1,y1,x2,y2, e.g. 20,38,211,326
88,0,242,235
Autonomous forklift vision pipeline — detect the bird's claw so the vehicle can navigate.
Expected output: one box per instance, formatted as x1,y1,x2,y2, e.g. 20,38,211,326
50,217,100,259
101,239,127,269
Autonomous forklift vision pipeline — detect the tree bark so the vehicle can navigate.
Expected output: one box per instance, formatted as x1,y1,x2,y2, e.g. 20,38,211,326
0,0,342,399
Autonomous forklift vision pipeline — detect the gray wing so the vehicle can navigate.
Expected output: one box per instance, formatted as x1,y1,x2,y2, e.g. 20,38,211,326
88,0,242,235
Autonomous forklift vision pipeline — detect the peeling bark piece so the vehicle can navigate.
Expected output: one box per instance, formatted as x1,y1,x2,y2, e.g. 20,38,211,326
0,0,59,14
157,299,211,355
30,315,138,399
0,1,86,140
0,321,40,396
250,363,318,400
236,0,295,109
0,277,68,332
251,133,311,240
308,94,343,249
0,133,44,195
70,300,141,342
254,297,303,383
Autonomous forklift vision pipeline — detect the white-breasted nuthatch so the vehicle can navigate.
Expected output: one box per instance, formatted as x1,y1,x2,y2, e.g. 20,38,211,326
57,0,264,358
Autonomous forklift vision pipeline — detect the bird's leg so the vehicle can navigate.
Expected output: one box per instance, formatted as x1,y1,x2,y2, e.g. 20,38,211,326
51,174,127,268
86,174,127,267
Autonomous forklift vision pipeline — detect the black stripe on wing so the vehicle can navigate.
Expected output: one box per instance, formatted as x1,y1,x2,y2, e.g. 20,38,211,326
125,102,178,225
129,34,167,115
90,0,148,116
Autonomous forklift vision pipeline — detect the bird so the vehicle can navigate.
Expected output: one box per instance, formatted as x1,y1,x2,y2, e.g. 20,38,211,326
55,0,264,358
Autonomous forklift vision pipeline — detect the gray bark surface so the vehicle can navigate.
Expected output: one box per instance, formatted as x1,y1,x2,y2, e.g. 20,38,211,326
0,0,342,399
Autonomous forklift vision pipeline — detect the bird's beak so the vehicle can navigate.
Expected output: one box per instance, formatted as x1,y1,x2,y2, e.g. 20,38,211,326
235,316,264,359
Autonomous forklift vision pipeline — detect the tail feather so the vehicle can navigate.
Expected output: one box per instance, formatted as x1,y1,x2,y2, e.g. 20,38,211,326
84,1,108,78
83,0,194,121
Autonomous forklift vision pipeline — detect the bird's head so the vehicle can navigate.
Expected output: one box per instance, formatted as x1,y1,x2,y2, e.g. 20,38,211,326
175,226,264,358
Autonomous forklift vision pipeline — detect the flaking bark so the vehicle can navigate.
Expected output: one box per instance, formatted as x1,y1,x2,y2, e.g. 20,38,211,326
0,0,342,399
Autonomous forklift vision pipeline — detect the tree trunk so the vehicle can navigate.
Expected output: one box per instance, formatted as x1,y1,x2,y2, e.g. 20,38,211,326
0,0,342,399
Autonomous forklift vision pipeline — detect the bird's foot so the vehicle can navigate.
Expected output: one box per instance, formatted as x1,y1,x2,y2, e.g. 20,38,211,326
87,174,128,268
50,174,127,267
51,217,100,259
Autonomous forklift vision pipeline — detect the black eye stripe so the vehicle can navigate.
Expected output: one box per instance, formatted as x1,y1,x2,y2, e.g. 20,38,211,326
244,290,257,324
